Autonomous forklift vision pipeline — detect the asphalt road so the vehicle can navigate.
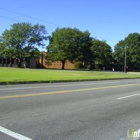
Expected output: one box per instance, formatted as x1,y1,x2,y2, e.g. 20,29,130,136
0,79,140,140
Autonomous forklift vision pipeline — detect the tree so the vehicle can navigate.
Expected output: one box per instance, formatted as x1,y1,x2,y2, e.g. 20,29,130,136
114,33,140,70
125,33,140,69
0,39,14,66
46,27,93,69
114,40,126,66
74,31,93,69
0,22,48,67
0,41,5,57
91,39,113,70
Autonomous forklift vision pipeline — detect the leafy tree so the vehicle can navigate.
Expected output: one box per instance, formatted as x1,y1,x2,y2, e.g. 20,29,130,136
91,39,113,70
125,33,140,69
114,40,126,66
114,33,140,70
46,27,93,69
0,22,48,67
0,41,5,57
0,40,14,66
74,31,93,69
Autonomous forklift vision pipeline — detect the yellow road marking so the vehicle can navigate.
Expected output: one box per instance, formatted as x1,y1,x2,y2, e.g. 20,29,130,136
0,83,140,100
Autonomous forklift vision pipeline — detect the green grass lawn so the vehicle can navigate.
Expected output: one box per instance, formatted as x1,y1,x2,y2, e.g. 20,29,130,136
0,67,140,84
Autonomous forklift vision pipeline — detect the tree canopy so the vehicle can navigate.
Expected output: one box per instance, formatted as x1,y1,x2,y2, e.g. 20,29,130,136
114,33,140,70
2,22,140,71
91,39,113,70
46,27,93,69
0,22,48,66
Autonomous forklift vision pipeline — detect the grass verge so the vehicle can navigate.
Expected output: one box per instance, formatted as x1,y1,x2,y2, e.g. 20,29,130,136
0,67,140,84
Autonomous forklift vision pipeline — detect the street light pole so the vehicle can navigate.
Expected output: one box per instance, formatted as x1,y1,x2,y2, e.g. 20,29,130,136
124,46,127,73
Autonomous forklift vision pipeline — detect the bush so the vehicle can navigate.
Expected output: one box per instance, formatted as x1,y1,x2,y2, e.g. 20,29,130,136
95,64,100,69
74,61,83,69
86,65,90,70
87,64,101,71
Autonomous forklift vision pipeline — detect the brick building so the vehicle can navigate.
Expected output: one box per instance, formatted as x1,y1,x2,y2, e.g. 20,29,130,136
0,53,75,69
39,53,75,69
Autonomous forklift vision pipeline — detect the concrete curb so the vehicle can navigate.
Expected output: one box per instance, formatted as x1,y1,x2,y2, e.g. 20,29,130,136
0,77,140,85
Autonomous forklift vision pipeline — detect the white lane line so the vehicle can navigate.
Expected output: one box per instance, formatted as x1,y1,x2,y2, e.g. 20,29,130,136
0,126,33,140
117,93,140,100
0,81,120,91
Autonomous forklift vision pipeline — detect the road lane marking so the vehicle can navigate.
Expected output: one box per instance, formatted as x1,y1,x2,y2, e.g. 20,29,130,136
0,81,120,91
117,93,140,100
0,126,32,140
0,83,140,100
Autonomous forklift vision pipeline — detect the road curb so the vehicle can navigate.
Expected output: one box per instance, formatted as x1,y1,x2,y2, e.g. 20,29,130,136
0,77,140,85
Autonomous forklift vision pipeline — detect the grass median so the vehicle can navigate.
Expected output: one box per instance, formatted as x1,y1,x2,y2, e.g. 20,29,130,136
0,67,140,84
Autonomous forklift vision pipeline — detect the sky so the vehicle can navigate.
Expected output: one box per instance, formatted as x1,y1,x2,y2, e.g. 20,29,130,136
0,0,140,51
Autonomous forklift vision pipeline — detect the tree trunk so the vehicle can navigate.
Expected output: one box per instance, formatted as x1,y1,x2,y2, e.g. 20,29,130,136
61,60,66,70
18,58,22,67
6,58,8,67
89,61,93,70
10,58,12,67
2,58,4,67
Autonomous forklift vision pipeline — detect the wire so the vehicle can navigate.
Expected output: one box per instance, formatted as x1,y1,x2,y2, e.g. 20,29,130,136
0,7,118,44
0,15,20,22
0,7,61,27
0,15,54,32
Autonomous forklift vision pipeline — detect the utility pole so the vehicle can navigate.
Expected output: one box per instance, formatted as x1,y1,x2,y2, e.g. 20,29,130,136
124,46,127,73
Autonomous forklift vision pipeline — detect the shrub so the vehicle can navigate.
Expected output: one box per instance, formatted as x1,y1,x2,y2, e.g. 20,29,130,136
74,61,83,69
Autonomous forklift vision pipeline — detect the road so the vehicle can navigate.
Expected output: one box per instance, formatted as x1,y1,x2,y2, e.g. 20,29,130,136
0,79,140,140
